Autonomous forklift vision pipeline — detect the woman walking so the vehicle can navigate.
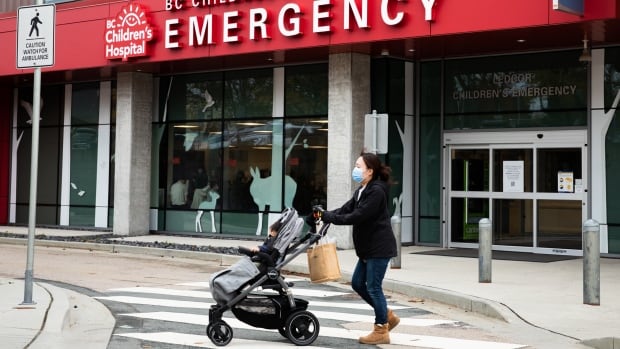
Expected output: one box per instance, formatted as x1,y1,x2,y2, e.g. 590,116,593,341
314,152,399,344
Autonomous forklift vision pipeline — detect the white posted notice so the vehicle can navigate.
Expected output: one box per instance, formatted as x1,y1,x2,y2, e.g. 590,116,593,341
503,161,524,192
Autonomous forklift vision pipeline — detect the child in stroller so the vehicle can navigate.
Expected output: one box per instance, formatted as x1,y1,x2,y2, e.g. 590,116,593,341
207,208,329,347
237,220,283,269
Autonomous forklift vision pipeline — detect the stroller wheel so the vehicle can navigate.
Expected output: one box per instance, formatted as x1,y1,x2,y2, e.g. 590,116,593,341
206,321,233,346
284,310,320,346
278,327,287,338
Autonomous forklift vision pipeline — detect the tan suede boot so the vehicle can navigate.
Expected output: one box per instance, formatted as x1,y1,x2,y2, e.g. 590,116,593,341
387,308,400,331
358,323,390,344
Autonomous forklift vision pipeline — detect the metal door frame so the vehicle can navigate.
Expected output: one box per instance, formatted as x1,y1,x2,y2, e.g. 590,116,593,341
443,130,588,255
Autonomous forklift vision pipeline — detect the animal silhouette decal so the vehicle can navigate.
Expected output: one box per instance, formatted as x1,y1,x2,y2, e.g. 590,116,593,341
248,125,304,235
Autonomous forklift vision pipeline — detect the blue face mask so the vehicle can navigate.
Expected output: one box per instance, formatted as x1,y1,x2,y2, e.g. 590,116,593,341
352,167,364,183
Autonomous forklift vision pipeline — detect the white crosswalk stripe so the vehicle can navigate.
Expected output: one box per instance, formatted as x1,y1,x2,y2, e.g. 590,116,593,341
119,310,457,328
103,282,527,349
116,332,334,348
117,312,525,349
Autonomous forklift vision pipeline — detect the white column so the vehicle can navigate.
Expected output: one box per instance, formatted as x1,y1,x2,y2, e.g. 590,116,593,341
267,67,285,231
59,84,72,225
95,81,111,228
401,61,414,243
590,48,619,254
9,89,18,223
327,53,370,249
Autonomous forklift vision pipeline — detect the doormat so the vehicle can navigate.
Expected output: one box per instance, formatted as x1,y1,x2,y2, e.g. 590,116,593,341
412,248,579,263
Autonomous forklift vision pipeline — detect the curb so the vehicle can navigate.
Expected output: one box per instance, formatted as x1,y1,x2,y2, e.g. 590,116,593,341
0,237,511,323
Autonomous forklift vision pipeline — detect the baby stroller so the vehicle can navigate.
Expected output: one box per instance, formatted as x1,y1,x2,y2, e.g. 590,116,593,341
207,208,330,346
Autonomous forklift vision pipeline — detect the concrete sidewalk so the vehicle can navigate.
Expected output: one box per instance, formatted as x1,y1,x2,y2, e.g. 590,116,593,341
0,226,619,349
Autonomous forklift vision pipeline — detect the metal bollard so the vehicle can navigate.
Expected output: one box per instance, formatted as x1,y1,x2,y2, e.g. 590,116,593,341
583,219,600,305
391,214,401,269
478,218,492,283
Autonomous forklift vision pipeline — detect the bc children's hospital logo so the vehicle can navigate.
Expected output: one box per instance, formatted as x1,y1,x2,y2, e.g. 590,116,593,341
105,3,154,61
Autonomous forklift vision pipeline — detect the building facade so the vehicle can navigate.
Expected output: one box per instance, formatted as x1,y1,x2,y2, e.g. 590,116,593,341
1,0,620,256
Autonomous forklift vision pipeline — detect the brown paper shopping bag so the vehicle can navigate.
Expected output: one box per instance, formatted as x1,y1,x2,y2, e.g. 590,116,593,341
307,242,341,283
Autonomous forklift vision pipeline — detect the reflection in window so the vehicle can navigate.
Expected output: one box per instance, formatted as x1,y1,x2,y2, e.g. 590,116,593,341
493,199,533,247
451,197,489,243
224,69,273,118
287,118,328,213
537,148,581,193
156,66,328,235
69,82,100,226
537,200,582,250
285,64,328,116
185,80,223,120
451,149,489,191
444,51,587,130
492,149,532,192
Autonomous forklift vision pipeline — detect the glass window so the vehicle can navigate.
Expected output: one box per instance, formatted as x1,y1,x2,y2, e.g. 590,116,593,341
419,52,441,243
451,149,489,191
71,83,99,125
161,73,224,122
537,200,582,250
15,85,64,225
604,47,620,111
223,119,273,213
224,69,273,119
492,149,532,192
285,64,328,116
493,199,533,247
537,148,581,193
70,126,98,225
444,51,587,130
420,61,441,116
156,66,328,236
604,47,620,253
69,83,100,226
371,58,405,115
451,197,489,243
286,118,328,213
419,115,441,244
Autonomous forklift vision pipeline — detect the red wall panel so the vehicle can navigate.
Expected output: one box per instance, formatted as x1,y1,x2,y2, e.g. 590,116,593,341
0,0,617,78
430,0,549,35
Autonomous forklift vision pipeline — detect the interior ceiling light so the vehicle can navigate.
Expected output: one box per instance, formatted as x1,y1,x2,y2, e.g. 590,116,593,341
236,122,265,126
517,39,526,43
310,120,328,124
173,124,199,128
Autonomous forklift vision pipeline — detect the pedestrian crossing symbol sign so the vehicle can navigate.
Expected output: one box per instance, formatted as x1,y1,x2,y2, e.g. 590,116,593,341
17,4,55,68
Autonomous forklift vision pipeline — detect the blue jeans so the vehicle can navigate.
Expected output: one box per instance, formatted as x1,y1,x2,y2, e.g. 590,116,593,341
351,258,390,325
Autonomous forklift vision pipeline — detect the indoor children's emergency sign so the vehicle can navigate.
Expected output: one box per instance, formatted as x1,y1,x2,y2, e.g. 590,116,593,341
17,4,55,68
105,3,154,61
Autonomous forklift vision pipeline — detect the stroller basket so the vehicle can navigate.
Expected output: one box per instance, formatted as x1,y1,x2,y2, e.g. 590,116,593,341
231,295,309,329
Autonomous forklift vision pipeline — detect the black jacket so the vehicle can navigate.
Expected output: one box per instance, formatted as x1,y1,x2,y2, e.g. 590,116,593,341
322,179,397,259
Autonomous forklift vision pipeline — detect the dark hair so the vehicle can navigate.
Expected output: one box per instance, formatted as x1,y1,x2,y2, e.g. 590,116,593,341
360,152,391,182
269,220,283,233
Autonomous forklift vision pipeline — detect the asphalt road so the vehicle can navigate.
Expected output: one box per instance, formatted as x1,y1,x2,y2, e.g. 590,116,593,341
0,245,530,349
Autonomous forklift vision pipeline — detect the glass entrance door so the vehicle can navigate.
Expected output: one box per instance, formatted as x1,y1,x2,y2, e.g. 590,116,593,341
444,130,587,255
